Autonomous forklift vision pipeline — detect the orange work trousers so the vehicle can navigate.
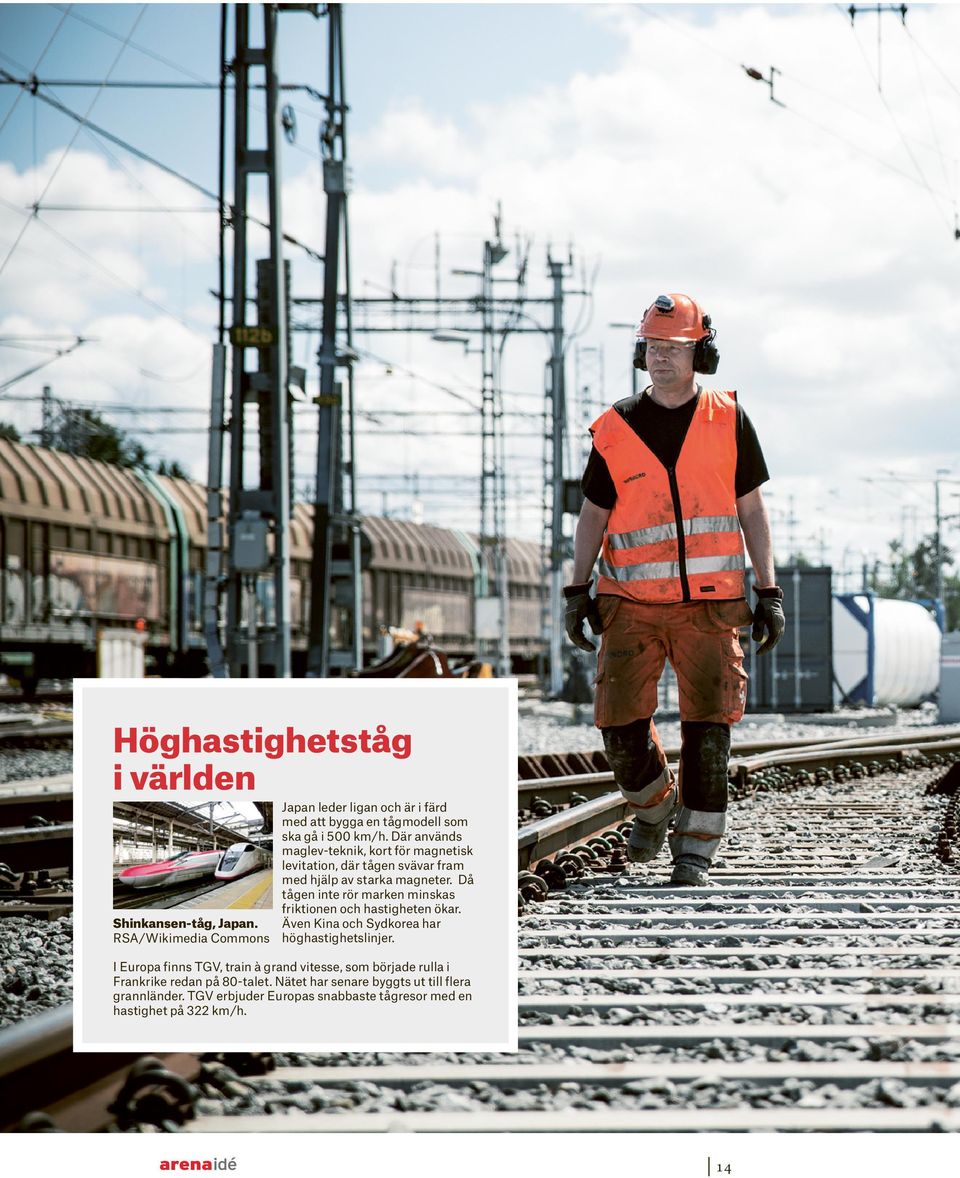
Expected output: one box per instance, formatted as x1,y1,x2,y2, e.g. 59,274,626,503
593,596,754,730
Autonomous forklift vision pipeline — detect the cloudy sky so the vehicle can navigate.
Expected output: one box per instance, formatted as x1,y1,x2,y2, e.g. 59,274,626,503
2,2,960,586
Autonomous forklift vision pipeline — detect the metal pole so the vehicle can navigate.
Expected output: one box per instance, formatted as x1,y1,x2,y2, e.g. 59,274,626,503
217,4,227,346
307,4,346,677
246,576,259,678
40,384,53,447
480,239,494,596
338,20,362,672
204,342,228,676
263,6,291,677
547,254,566,697
935,472,945,606
792,566,801,711
226,4,249,672
493,335,510,678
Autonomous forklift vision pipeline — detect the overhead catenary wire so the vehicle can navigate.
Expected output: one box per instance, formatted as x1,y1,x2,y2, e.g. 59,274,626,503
776,101,953,200
49,2,330,125
0,7,149,280
645,0,955,161
899,18,956,229
38,6,335,169
0,189,211,340
841,7,953,234
70,114,214,260
0,78,325,93
774,60,960,168
641,4,959,224
901,18,960,105
0,66,326,263
50,3,211,85
15,201,212,337
10,204,213,213
351,343,482,412
0,337,87,394
0,9,70,142
0,391,209,413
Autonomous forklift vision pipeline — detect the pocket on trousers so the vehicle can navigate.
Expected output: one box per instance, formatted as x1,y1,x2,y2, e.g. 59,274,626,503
597,594,624,632
722,661,749,721
703,599,754,632
592,670,609,725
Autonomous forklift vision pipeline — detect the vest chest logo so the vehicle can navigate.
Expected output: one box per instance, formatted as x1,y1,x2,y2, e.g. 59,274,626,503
624,471,647,483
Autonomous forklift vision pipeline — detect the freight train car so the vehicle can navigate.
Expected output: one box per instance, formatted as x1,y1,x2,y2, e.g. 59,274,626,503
0,439,545,685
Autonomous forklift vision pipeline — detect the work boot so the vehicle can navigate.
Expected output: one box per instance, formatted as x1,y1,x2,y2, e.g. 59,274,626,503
670,854,711,887
668,807,725,865
626,796,679,864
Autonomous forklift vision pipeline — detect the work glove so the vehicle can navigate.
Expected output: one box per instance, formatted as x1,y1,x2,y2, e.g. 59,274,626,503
563,581,603,652
751,585,785,655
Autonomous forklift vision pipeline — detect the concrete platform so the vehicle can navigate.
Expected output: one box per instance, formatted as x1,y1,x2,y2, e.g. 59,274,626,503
171,869,272,911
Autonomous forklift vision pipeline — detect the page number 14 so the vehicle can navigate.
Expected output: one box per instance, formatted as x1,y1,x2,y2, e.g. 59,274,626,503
707,1161,732,1176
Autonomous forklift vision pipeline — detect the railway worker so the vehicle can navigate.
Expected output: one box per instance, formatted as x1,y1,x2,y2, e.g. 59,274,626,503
563,293,784,886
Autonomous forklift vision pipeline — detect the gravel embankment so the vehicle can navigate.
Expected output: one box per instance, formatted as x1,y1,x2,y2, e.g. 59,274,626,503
0,915,73,1028
518,698,942,755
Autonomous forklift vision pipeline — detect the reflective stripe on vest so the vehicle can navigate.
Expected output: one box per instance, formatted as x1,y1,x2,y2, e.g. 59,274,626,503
599,552,745,584
590,390,746,604
607,514,741,550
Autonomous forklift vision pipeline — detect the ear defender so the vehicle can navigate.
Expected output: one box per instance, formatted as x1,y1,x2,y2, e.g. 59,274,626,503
633,338,647,371
693,322,720,374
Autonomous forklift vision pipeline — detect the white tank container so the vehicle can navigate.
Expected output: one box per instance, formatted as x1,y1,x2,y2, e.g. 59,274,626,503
833,594,940,707
873,598,940,705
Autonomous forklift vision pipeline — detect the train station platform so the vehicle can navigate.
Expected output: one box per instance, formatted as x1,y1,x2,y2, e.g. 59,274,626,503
171,869,272,911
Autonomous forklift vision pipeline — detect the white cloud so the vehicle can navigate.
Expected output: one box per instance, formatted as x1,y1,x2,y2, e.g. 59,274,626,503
4,4,960,570
335,3,960,565
353,101,474,181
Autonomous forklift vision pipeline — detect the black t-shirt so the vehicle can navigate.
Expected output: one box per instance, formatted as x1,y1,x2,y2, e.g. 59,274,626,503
581,387,769,509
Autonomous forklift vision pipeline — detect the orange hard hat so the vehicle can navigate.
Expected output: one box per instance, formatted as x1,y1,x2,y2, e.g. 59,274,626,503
637,293,711,343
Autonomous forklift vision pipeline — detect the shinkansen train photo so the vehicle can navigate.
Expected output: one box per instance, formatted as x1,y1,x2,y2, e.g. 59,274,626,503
0,439,544,688
115,848,223,890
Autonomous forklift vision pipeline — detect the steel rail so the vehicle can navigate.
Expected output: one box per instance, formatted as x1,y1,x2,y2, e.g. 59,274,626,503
519,993,960,1009
532,915,960,926
0,773,72,795
517,1024,960,1045
730,738,960,778
183,1107,960,1132
268,1061,960,1086
0,721,73,742
523,927,960,941
520,966,960,980
518,728,960,806
519,945,960,959
541,896,960,909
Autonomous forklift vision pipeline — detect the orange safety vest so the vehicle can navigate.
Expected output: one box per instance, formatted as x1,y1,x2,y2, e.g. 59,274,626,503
590,389,746,603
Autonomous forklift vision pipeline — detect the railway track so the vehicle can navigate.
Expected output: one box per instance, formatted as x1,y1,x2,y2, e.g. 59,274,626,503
2,731,959,1131
0,775,73,881
0,720,72,745
0,712,74,885
112,879,234,910
518,724,960,816
173,738,960,1132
